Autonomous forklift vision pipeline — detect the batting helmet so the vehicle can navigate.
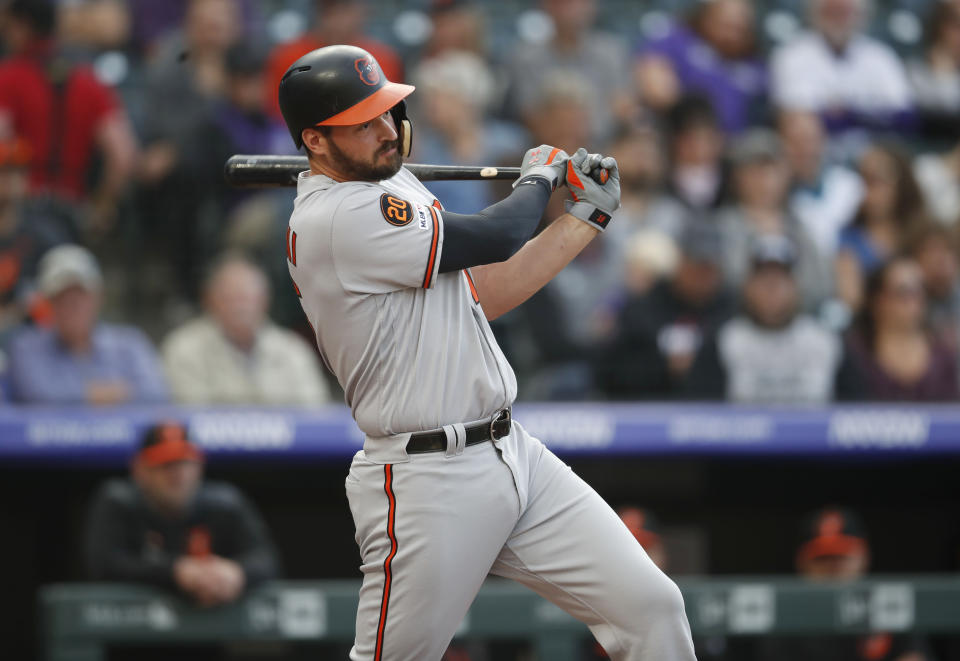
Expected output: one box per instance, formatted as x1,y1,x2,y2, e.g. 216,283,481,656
278,45,415,157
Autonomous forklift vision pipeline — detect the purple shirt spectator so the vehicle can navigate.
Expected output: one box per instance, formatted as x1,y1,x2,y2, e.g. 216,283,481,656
7,323,169,404
639,23,766,134
846,332,958,402
129,0,262,56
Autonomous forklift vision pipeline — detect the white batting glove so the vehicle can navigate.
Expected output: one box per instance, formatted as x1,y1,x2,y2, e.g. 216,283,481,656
565,148,620,232
514,144,569,192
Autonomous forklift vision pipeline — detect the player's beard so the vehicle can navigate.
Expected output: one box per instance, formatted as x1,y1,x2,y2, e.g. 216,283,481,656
327,136,403,181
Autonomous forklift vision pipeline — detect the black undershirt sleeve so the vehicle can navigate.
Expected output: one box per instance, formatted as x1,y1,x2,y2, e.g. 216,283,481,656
437,177,552,273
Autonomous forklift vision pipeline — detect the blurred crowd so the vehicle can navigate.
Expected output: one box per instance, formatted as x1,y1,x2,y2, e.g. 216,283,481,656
2,0,960,405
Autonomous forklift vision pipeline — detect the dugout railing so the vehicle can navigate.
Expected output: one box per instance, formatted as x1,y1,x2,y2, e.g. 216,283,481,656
40,575,960,661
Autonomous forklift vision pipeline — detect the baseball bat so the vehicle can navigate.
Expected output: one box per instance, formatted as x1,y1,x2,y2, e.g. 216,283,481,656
224,154,521,187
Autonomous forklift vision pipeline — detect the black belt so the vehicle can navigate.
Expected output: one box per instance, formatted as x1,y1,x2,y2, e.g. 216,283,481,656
406,408,512,455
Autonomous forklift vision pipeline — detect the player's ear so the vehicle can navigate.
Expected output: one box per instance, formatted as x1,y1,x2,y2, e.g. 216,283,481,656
301,128,327,159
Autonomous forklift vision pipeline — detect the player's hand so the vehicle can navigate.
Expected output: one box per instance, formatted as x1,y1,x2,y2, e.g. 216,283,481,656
565,147,620,232
514,144,568,192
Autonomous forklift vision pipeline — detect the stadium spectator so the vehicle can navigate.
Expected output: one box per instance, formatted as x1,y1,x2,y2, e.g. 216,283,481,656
264,0,404,120
502,0,633,144
907,0,960,146
138,0,240,185
162,254,329,406
0,0,137,233
0,137,67,338
411,51,525,214
914,137,960,226
127,0,260,60
608,122,687,239
84,422,280,606
634,0,766,134
6,244,169,404
524,72,593,162
845,256,958,401
757,507,934,661
686,235,852,403
57,0,130,54
907,223,960,353
595,221,734,399
179,42,293,218
770,0,914,160
419,0,488,63
136,0,241,298
715,128,830,312
779,110,863,258
619,230,680,299
517,72,594,225
664,95,727,214
836,142,928,311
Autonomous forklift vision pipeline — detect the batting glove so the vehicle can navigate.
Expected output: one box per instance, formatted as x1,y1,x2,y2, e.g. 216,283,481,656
565,148,620,232
514,144,569,192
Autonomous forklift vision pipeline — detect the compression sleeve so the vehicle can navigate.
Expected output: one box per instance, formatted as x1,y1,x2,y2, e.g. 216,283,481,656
437,177,552,273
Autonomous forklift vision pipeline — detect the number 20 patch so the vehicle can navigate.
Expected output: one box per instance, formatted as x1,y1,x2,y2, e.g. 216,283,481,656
380,194,412,226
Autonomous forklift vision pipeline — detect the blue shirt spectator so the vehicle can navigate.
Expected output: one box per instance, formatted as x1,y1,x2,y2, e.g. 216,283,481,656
837,224,886,276
6,245,168,405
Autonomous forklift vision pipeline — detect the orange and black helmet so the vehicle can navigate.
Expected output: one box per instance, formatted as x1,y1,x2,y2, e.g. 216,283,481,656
278,45,415,156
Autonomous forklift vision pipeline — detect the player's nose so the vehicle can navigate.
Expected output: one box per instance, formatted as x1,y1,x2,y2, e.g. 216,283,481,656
376,112,398,142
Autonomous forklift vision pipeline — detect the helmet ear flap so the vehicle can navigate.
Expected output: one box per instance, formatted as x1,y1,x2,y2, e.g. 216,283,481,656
400,118,413,158
390,101,413,158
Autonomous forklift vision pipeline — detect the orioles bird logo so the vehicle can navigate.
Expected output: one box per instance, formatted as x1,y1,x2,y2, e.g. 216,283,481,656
355,57,380,86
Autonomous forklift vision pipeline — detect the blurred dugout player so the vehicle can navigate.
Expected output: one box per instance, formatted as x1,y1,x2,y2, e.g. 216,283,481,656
84,422,280,606
757,507,934,661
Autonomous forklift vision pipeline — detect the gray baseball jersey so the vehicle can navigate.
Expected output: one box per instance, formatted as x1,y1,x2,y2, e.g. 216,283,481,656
287,167,695,661
287,166,516,437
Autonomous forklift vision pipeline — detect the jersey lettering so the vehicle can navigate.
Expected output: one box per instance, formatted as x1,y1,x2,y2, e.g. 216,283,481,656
380,194,412,226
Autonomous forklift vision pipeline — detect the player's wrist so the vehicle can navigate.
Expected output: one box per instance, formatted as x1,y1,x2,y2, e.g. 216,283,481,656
514,174,555,194
566,201,613,232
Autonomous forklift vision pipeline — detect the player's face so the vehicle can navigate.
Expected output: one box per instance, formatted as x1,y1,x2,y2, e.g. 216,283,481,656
52,285,101,346
745,265,798,329
325,112,403,182
135,460,203,516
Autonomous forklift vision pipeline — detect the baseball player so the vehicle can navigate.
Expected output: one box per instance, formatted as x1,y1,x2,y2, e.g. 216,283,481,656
278,45,695,661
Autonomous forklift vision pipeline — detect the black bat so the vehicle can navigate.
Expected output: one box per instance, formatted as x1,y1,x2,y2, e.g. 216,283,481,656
224,155,521,187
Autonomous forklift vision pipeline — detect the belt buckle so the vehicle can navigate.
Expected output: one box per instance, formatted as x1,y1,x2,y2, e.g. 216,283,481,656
489,408,511,440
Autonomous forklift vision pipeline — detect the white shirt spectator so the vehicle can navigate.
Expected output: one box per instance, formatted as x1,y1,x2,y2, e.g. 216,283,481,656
771,31,912,117
788,164,864,257
162,317,330,406
914,152,960,226
907,58,960,117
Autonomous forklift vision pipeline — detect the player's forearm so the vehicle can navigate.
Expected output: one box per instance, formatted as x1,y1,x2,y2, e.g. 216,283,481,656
471,214,599,321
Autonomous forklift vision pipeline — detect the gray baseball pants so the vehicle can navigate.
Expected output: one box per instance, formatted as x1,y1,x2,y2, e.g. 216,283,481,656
345,420,697,660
